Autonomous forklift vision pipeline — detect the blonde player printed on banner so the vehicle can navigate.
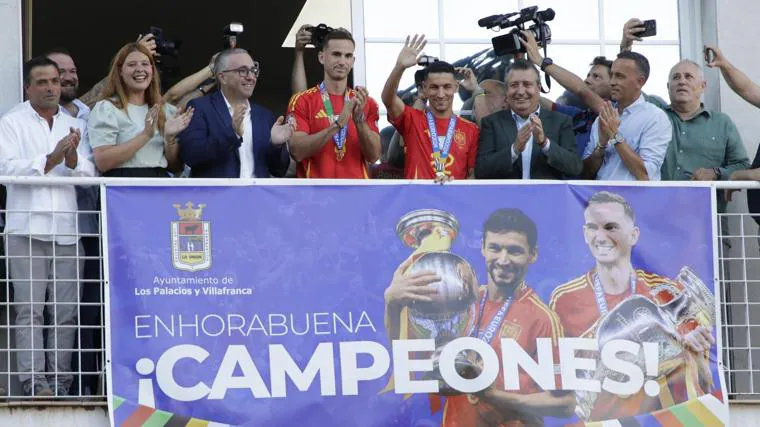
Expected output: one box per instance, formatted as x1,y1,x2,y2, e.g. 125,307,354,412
550,191,716,422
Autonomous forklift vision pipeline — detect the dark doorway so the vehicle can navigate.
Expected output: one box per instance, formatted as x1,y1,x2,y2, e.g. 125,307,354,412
29,0,328,113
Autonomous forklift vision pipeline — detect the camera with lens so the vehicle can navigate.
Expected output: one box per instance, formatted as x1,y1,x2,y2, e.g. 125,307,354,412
306,23,334,50
149,26,182,57
223,22,244,49
417,55,439,66
148,26,182,89
478,6,554,56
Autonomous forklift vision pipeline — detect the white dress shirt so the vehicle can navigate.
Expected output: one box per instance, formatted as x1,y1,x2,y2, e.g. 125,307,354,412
222,93,254,178
509,107,551,179
0,102,96,245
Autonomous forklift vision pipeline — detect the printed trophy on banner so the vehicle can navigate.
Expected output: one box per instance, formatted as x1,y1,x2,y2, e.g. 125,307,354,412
575,265,716,421
396,209,478,394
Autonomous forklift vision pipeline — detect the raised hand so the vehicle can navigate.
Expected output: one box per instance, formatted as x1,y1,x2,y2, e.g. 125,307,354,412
704,45,727,69
397,34,427,69
621,18,645,51
165,106,195,139
295,25,313,51
455,67,479,92
519,30,543,66
137,33,159,57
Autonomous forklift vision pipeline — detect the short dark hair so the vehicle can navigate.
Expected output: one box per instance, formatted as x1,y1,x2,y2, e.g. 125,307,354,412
23,56,59,86
414,69,426,88
616,51,650,82
44,47,72,58
320,28,355,51
590,56,613,77
482,208,538,250
506,59,540,85
587,191,636,221
423,61,456,81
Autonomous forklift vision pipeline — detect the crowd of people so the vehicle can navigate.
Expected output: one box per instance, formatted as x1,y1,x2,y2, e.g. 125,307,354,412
0,16,756,401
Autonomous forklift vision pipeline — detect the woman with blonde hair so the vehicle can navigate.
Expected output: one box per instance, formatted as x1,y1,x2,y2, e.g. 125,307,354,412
88,42,193,177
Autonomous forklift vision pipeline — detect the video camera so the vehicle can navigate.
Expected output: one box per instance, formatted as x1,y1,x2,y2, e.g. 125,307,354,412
223,22,244,49
306,23,334,50
478,6,554,56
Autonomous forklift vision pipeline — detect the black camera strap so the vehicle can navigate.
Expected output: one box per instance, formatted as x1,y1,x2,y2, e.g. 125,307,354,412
540,44,551,94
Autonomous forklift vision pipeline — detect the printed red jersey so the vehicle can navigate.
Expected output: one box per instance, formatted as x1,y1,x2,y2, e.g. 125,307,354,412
550,269,708,422
443,284,564,427
389,106,479,180
288,86,380,178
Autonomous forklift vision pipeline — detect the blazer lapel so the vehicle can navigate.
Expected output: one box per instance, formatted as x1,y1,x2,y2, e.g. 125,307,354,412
502,111,520,174
210,91,234,131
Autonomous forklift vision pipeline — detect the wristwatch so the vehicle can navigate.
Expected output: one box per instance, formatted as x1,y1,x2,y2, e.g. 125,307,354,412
608,132,625,146
713,167,722,179
540,57,553,72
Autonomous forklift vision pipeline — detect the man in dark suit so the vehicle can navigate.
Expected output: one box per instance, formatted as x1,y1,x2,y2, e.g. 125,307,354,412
475,59,581,179
178,48,292,178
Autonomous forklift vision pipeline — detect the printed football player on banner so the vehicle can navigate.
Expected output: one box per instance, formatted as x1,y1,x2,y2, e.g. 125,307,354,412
384,208,574,426
550,191,716,422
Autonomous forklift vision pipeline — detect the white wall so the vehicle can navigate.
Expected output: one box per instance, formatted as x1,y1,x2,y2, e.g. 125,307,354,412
0,0,22,116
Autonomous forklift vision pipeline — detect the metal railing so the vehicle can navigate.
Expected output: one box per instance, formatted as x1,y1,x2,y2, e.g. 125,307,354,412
0,177,754,406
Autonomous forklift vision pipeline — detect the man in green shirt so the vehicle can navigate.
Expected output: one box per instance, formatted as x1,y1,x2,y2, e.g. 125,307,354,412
648,60,749,185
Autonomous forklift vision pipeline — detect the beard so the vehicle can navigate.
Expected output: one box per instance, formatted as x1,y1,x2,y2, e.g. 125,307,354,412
60,84,78,103
487,262,524,291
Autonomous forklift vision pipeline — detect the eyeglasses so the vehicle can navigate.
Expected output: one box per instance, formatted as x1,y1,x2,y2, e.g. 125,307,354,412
221,62,260,78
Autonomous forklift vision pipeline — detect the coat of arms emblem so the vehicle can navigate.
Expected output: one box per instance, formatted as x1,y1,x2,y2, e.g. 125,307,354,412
171,202,211,272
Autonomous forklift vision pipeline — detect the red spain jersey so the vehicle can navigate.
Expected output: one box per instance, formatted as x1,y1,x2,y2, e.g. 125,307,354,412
550,269,708,422
442,284,564,427
389,106,479,180
288,86,380,179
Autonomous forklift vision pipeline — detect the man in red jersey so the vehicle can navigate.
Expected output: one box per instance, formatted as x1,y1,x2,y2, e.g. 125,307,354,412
381,35,479,182
287,29,381,178
384,209,574,426
550,191,715,421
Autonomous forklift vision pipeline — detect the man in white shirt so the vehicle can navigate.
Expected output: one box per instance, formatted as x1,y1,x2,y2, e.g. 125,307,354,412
0,56,96,397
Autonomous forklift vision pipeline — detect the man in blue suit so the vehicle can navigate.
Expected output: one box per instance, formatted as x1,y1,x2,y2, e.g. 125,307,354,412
178,48,293,178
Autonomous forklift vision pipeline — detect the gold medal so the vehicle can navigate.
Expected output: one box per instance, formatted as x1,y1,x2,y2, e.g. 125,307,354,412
335,145,346,161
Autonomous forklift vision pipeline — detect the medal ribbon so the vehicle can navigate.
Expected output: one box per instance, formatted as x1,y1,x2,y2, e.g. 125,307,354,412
592,271,637,316
319,81,351,152
469,288,513,345
425,110,457,174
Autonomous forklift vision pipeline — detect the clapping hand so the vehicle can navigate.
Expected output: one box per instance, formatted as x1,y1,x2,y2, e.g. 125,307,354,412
271,115,295,145
63,127,81,169
232,103,248,136
165,106,195,139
